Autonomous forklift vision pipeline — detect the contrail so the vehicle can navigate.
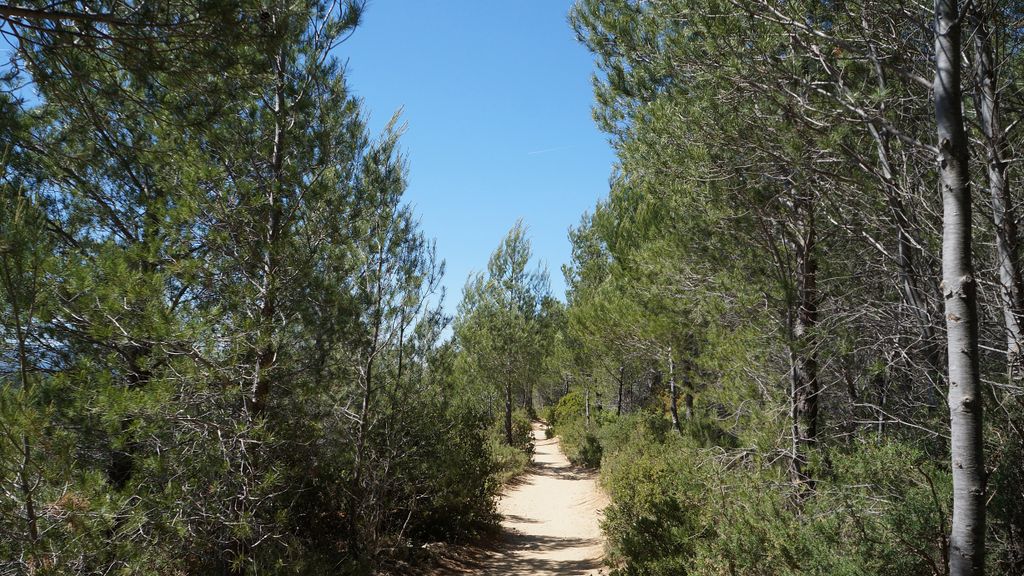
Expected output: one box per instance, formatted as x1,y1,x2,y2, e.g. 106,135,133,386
526,145,576,156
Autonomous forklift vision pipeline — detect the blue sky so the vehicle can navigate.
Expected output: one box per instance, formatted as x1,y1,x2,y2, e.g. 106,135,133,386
339,0,616,316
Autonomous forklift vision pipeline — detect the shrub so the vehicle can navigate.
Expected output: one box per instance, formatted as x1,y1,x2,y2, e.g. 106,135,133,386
511,408,535,455
551,389,586,432
559,419,603,467
486,408,536,484
597,414,954,576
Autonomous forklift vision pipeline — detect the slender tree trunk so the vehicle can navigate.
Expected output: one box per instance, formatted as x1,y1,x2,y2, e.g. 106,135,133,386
350,216,390,557
683,374,694,421
649,369,661,411
790,190,819,487
668,349,681,432
867,119,945,405
616,365,625,416
504,381,514,445
874,371,886,439
971,4,1023,378
934,1,986,573
251,50,286,418
584,378,591,424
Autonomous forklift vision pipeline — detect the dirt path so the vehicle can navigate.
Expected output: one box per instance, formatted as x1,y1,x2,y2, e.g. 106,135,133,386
451,421,609,575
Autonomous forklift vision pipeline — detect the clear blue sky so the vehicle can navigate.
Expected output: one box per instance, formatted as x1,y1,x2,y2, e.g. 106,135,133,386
339,0,615,316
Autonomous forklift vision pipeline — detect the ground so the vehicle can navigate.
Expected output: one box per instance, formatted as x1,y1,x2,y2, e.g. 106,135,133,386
432,421,609,576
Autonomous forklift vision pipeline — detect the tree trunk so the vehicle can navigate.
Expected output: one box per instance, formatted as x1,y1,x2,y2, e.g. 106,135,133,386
867,119,945,406
350,219,389,557
504,381,514,446
683,379,694,421
250,50,286,419
616,365,625,416
934,1,986,573
584,379,590,424
971,3,1023,378
668,349,681,432
790,190,819,487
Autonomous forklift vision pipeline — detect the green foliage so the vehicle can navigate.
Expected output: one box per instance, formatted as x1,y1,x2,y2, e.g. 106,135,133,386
558,0,1024,574
549,390,607,468
453,222,553,447
400,407,500,542
569,427,605,468
511,409,536,455
597,416,951,576
0,1,499,573
551,389,587,430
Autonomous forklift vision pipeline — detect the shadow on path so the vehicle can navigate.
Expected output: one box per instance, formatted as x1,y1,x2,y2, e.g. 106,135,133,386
431,421,608,575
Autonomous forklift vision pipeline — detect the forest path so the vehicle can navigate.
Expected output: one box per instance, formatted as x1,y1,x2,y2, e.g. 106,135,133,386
441,421,609,575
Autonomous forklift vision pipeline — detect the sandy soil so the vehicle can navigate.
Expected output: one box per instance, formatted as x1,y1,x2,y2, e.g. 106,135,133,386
438,421,609,575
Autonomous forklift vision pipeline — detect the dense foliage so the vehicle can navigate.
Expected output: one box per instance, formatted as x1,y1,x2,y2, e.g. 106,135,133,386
532,0,1024,574
0,1,498,573
4,0,1024,575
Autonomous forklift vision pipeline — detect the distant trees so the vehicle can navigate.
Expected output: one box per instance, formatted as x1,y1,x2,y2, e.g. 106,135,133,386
454,221,550,445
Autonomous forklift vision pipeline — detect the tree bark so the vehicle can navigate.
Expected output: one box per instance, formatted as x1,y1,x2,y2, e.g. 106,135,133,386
504,381,514,445
971,3,1023,378
584,378,591,424
616,365,625,416
668,350,681,432
934,1,986,573
250,50,286,418
790,190,819,487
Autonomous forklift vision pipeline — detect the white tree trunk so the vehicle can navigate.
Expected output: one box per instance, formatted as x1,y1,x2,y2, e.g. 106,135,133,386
935,1,986,573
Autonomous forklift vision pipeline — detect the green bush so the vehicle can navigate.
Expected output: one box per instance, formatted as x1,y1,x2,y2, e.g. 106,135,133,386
489,439,531,485
511,408,535,455
551,389,586,431
486,408,536,484
559,419,603,467
405,407,501,542
596,414,954,576
601,433,708,575
540,404,556,425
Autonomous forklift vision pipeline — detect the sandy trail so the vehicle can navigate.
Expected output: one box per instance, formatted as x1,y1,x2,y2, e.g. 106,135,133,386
463,422,609,576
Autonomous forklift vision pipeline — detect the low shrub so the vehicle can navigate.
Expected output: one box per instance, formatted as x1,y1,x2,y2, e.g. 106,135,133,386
487,408,536,484
551,389,586,432
511,408,535,455
489,438,531,485
559,419,603,467
597,413,953,576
